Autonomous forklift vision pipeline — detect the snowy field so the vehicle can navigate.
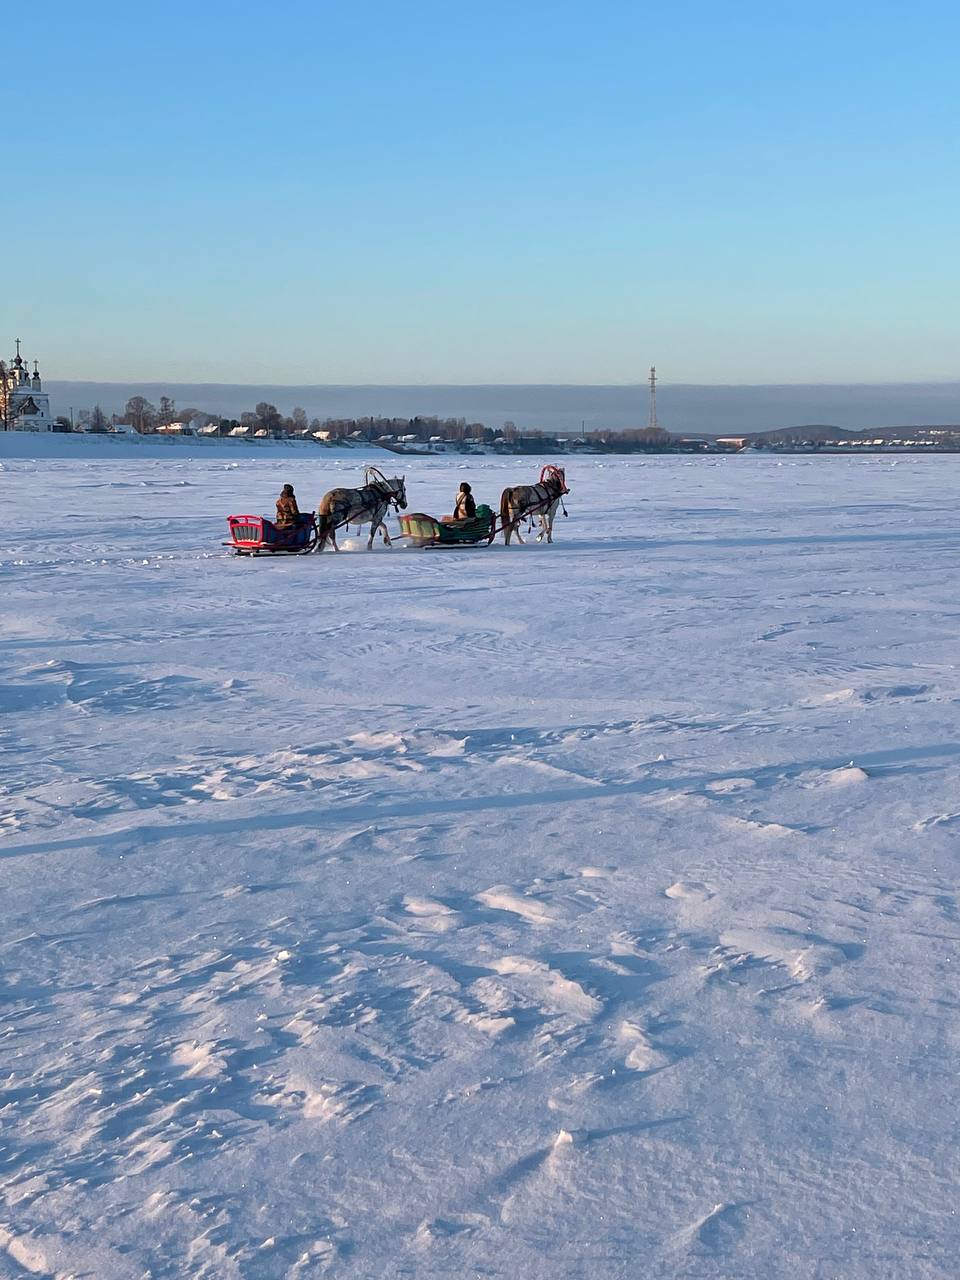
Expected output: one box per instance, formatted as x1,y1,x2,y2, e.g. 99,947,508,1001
2,450,960,1278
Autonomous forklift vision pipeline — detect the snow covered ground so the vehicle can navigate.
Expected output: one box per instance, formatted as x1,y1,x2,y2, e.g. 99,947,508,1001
2,451,959,1278
0,434,392,461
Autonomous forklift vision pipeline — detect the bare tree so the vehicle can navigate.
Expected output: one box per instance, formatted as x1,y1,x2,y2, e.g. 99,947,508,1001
124,395,156,433
88,404,111,433
255,402,282,434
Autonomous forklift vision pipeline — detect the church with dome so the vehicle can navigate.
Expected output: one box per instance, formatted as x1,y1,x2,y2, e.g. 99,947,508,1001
2,339,54,430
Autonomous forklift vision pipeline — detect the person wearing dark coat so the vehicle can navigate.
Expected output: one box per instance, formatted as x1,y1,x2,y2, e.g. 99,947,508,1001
276,483,300,528
453,482,477,520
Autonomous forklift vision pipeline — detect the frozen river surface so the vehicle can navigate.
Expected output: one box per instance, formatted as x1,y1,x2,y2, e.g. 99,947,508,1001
1,450,959,1278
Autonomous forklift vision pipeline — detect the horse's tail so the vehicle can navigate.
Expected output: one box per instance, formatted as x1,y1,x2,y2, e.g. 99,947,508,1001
499,487,513,531
316,498,338,551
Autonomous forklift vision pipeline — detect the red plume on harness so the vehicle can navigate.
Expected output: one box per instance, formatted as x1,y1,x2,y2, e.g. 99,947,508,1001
539,464,569,494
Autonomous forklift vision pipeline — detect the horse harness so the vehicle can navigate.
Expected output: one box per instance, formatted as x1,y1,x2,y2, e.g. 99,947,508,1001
507,478,568,529
334,478,405,533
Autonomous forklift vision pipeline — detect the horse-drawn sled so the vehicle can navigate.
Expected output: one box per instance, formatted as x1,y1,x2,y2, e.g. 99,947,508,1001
397,505,496,548
225,466,407,556
225,512,318,555
396,466,569,549
224,465,569,555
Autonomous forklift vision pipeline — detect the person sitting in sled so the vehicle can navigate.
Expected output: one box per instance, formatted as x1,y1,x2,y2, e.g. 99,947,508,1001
275,483,300,528
452,481,476,520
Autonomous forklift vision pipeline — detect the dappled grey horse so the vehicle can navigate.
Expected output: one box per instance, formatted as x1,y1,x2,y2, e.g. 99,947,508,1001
316,469,407,551
499,465,569,545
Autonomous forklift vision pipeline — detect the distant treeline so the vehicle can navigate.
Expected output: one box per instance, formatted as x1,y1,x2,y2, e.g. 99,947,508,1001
62,394,682,451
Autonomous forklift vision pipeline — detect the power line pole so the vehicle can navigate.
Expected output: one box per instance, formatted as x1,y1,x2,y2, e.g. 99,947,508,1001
647,365,659,431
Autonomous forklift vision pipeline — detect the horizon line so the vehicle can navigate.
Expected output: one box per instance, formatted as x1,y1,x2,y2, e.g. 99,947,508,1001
44,377,960,390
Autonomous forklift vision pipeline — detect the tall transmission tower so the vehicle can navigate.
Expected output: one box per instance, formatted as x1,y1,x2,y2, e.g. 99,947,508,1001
647,365,659,431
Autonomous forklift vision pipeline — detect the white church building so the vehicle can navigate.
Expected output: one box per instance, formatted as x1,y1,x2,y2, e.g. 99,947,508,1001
3,339,54,431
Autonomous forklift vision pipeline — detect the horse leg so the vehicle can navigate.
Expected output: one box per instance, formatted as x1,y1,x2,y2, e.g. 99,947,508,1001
505,507,524,544
546,500,559,542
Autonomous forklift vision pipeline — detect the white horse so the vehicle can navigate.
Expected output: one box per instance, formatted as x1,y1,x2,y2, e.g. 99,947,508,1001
316,468,407,551
499,465,569,545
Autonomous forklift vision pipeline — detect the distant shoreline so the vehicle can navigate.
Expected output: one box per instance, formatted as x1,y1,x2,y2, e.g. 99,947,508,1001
3,431,960,462
43,380,960,437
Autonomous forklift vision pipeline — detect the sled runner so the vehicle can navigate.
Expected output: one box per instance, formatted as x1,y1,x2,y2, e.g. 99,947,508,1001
398,505,496,548
225,512,318,555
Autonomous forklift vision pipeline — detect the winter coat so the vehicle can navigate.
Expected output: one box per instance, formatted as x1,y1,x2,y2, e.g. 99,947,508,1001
276,493,300,527
454,491,477,520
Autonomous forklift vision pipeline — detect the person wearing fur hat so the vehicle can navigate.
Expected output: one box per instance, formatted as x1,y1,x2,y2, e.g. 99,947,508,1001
276,483,300,528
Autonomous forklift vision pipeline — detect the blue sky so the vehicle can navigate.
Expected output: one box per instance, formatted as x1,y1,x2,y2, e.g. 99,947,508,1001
7,1,959,384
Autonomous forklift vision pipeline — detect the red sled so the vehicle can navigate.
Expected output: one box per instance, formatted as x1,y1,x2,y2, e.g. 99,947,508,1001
225,513,318,555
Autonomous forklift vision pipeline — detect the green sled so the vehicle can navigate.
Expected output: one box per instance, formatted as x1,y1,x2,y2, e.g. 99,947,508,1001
399,504,495,547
